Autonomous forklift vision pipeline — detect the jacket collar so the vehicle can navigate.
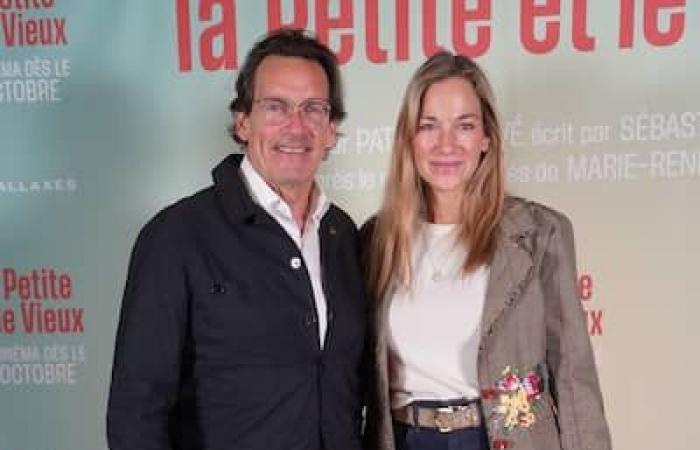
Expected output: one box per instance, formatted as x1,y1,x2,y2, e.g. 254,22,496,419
211,153,265,225
212,153,339,231
481,197,539,339
239,155,330,227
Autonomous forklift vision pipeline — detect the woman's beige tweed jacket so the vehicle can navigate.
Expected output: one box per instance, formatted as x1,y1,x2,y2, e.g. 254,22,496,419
362,197,612,450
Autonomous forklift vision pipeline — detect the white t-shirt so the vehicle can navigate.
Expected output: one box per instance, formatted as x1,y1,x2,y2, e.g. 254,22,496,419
388,222,489,408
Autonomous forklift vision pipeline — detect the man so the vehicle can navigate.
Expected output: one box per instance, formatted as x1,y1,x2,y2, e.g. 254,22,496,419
107,29,367,450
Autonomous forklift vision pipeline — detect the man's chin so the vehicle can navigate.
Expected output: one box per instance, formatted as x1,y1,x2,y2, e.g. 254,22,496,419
272,170,316,189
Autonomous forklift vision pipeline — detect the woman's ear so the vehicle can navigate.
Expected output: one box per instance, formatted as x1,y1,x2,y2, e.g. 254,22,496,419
481,137,490,153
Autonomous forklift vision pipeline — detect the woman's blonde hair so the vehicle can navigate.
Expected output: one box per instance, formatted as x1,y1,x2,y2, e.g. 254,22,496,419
366,51,505,300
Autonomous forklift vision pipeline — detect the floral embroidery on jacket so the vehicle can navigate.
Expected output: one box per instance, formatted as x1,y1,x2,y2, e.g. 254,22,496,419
489,365,544,433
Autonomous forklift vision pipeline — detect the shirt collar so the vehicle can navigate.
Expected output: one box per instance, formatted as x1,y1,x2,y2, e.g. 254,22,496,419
239,155,329,224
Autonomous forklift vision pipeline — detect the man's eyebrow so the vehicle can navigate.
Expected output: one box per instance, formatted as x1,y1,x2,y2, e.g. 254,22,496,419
304,97,330,103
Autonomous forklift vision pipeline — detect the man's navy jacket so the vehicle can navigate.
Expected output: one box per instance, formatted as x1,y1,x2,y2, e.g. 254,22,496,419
107,154,368,450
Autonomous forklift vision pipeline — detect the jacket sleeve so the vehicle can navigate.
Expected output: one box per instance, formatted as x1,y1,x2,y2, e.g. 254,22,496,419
540,211,612,450
106,213,189,450
358,217,383,450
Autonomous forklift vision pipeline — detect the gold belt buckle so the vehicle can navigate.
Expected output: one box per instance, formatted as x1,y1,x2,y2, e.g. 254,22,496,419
434,406,456,433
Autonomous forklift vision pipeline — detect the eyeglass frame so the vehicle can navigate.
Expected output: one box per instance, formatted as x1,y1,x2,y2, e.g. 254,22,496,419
252,97,332,128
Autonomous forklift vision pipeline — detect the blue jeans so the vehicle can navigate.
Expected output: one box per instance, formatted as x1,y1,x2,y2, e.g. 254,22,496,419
393,420,489,450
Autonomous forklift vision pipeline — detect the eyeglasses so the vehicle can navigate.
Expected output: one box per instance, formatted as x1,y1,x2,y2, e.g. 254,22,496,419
253,98,331,127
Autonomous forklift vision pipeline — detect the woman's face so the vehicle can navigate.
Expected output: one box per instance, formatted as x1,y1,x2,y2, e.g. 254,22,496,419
412,77,489,198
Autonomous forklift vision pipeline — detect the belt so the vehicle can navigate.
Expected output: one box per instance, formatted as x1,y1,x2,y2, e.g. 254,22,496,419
392,401,482,433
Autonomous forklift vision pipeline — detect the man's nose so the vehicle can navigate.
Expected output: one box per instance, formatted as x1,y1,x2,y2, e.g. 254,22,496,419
284,107,307,129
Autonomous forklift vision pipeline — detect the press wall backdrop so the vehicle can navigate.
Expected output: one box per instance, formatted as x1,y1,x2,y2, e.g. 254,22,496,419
1,1,698,449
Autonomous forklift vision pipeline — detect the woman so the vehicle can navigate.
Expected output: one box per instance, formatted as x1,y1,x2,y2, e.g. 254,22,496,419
362,52,611,450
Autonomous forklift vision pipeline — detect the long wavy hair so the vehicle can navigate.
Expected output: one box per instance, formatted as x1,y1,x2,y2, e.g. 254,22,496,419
366,51,505,301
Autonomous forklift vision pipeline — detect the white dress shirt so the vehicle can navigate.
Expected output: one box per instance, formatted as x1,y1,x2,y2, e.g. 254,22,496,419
239,156,330,348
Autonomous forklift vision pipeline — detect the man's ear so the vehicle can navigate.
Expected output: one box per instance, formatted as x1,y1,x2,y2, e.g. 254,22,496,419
234,112,251,143
322,122,339,161
325,121,338,148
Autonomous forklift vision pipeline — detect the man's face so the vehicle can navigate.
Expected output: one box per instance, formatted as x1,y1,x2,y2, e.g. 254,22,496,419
235,56,337,193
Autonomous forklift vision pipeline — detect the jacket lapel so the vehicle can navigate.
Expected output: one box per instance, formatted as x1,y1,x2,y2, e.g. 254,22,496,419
481,200,538,340
319,213,340,319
